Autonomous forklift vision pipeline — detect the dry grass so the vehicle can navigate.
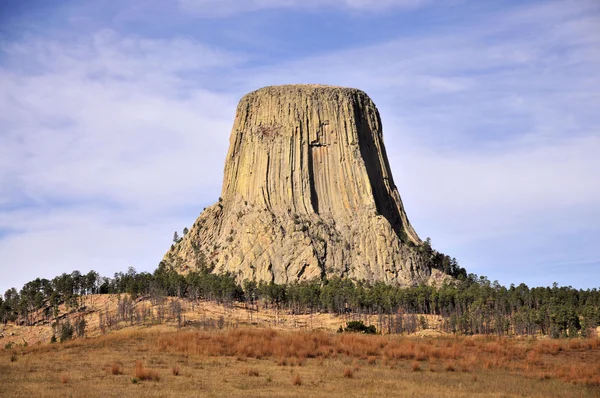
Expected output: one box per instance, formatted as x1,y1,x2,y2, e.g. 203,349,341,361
445,362,456,372
111,362,123,375
343,367,354,378
1,327,599,397
133,360,160,382
291,373,302,385
243,368,260,377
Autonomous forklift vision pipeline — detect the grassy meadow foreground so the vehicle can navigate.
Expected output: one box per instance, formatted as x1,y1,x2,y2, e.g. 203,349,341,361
1,326,600,397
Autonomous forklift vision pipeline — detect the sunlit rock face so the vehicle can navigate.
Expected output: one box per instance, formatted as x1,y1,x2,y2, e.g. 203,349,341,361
163,85,444,286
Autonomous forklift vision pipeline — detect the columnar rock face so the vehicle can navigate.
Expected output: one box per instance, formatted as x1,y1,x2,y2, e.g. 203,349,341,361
163,85,445,286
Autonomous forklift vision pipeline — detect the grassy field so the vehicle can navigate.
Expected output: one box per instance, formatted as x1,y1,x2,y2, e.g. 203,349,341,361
1,327,599,397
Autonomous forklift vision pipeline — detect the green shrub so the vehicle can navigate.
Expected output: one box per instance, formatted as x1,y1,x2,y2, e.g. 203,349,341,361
338,321,377,334
60,320,74,343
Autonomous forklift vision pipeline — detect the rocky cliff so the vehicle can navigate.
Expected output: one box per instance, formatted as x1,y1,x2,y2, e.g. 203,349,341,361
162,85,447,286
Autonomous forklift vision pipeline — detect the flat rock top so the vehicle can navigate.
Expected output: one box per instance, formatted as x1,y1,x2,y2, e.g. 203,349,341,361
242,84,369,101
163,82,432,285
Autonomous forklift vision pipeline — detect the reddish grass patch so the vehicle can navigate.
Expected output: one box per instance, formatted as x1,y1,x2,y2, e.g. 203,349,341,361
568,340,583,350
537,340,562,355
150,328,600,387
343,368,354,378
134,361,160,381
111,362,123,375
244,368,260,377
525,350,542,368
292,373,302,385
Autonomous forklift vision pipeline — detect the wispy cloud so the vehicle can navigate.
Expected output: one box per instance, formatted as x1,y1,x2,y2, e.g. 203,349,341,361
0,0,599,292
0,30,241,211
0,30,242,288
179,0,435,17
225,0,600,285
0,204,180,284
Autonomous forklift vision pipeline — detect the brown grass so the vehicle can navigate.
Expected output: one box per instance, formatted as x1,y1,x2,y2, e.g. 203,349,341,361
525,350,542,368
277,357,287,366
343,368,354,378
60,374,70,384
568,340,582,350
133,361,160,381
111,362,123,375
292,373,302,385
352,359,360,372
244,368,260,377
1,327,599,397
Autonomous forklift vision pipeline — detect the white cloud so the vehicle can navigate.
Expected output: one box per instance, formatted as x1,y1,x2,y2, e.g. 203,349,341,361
393,135,600,236
1,0,599,292
0,205,189,289
0,31,243,292
224,0,600,284
179,0,433,17
0,30,241,212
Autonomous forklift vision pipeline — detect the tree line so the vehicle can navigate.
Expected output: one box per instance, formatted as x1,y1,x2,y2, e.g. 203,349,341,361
1,262,598,338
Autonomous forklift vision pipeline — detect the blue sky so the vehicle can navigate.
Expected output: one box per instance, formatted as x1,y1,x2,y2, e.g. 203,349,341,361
1,0,599,293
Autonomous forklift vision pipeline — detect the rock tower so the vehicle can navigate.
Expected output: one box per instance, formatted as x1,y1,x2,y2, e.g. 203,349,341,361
162,85,446,285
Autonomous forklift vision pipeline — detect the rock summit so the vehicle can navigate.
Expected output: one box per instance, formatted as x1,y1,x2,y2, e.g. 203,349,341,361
162,85,447,285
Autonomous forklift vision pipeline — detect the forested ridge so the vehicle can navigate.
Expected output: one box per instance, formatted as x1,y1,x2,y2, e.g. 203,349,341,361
2,263,598,338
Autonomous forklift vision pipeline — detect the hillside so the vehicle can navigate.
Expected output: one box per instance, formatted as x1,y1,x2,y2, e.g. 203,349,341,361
2,293,600,396
0,294,445,348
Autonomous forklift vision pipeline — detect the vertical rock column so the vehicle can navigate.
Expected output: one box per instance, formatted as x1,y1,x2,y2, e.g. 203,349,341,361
163,85,435,286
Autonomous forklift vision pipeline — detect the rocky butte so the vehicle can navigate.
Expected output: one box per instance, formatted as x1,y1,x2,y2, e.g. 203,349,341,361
162,84,449,286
